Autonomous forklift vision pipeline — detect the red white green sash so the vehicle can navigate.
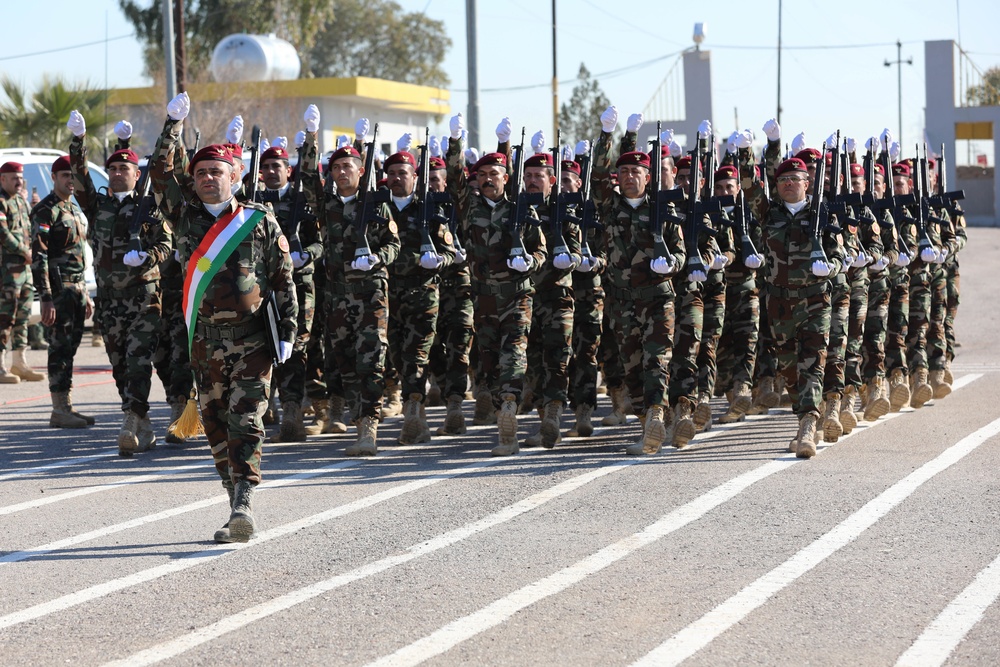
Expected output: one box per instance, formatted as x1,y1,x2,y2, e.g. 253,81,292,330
182,206,265,351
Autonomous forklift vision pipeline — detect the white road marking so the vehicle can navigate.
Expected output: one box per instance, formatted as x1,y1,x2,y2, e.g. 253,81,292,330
0,450,117,482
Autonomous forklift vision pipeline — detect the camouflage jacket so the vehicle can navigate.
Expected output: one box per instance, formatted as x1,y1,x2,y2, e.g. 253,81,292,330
842,203,886,282
31,192,88,299
530,198,582,292
69,135,171,292
591,130,685,295
387,195,456,281
0,189,32,282
719,202,764,284
298,130,400,288
445,136,546,289
261,184,323,277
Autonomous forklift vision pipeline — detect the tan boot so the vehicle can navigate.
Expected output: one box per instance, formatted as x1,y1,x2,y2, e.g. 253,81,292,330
943,361,954,386
304,398,328,436
137,414,157,452
602,386,628,426
118,410,140,456
822,393,843,443
0,350,20,384
839,386,858,435
731,382,753,416
492,393,519,456
345,416,378,456
517,388,535,415
276,401,307,442
538,400,563,449
323,395,348,434
567,403,594,438
398,393,432,444
10,349,44,382
228,479,256,542
438,395,467,435
777,375,792,406
383,382,403,418
796,412,819,459
642,405,667,454
49,391,87,428
910,367,933,409
757,376,780,409
693,393,713,432
262,393,278,425
473,385,496,425
92,331,104,347
426,380,443,407
165,400,188,443
672,398,696,449
863,378,891,421
888,368,910,412
929,369,952,400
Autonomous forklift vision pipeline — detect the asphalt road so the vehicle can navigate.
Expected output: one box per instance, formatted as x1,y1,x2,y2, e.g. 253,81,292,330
2,228,999,667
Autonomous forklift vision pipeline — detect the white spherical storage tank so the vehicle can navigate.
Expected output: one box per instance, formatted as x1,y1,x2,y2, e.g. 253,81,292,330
210,33,301,83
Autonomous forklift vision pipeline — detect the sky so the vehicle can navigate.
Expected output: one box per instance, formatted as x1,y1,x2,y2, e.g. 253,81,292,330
2,0,999,164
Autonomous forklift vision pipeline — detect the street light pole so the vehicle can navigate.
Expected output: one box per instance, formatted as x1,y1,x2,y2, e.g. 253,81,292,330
884,39,913,148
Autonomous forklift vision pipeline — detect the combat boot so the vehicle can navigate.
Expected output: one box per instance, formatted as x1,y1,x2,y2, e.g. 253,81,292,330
863,378,891,421
929,369,952,400
777,375,792,406
491,393,519,456
10,349,44,382
398,393,432,444
796,412,819,458
323,395,348,434
275,401,307,442
0,350,20,384
693,393,713,432
304,398,328,436
426,380,443,407
839,386,858,435
523,405,545,447
642,405,667,454
383,382,403,418
822,393,843,443
473,385,496,425
910,367,933,409
28,323,48,350
49,392,87,429
228,479,256,542
517,388,535,415
91,330,104,347
624,412,648,456
567,403,594,438
539,400,563,449
345,416,378,456
601,385,628,426
438,395,467,435
888,368,910,412
262,394,278,425
137,414,157,452
165,400,188,443
943,361,954,386
672,398,697,449
757,376,781,409
117,410,140,456
214,482,237,544
731,381,753,416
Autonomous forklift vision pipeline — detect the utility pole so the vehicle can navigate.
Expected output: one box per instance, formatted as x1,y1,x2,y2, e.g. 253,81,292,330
465,0,481,149
174,0,187,94
552,0,558,141
776,0,782,124
162,0,177,102
884,39,913,148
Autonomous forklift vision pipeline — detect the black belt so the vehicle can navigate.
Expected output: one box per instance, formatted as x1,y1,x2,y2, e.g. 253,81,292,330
195,318,264,341
471,277,532,299
765,280,830,299
392,273,439,292
604,281,673,303
97,282,157,300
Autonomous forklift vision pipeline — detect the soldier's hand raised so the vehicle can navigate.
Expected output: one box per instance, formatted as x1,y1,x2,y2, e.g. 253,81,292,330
791,132,807,154
880,128,893,148
464,148,479,165
660,128,674,144
429,135,441,157
726,131,740,155
303,105,320,133
495,117,512,143
355,117,370,142
273,136,288,149
397,132,413,153
336,134,351,149
226,115,244,144
846,137,857,154
294,131,306,148
449,113,464,140
600,106,618,133
889,141,901,162
762,118,781,142
561,145,574,161
166,92,190,121
669,141,682,158
697,120,712,139
626,113,643,134
531,130,545,155
67,110,86,137
575,140,589,156
114,120,132,141
736,130,754,149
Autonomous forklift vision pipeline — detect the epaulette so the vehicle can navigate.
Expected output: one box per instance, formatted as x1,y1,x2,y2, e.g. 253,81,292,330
242,200,270,214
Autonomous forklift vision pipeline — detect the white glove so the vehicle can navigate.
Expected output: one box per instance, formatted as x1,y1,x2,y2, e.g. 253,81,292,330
660,128,674,144
889,141,901,162
273,136,288,149
709,253,729,270
811,260,832,277
351,254,379,271
575,140,589,156
464,148,479,164
166,92,190,121
429,135,441,157
736,130,754,149
600,106,618,133
495,117,512,143
300,104,319,133
846,137,857,154
920,246,938,263
336,134,351,149
576,256,597,273
294,131,306,148
114,120,132,141
226,115,244,144
419,251,444,270
868,256,889,272
650,256,674,274
531,130,545,154
561,145,574,161
278,341,293,364
259,137,270,153
291,251,309,269
690,268,707,282
123,250,148,267
507,256,532,272
894,252,911,267
397,132,413,153
744,253,764,270
67,110,86,137
936,247,949,263
669,141,682,158
626,113,643,133
449,113,464,139
726,131,740,155
440,136,450,154
825,133,838,150
454,245,467,264
553,253,574,270
762,118,781,142
698,120,712,139
173,249,180,262
355,117,370,142
865,136,879,152
791,132,807,154
880,128,893,148
851,252,870,268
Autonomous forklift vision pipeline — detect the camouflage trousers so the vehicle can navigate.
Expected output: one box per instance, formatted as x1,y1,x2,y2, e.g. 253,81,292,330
697,275,726,398
306,271,332,402
428,276,474,400
525,285,575,405
46,282,87,393
844,272,870,390
96,284,161,417
606,285,675,415
926,265,949,372
755,291,777,381
153,279,194,404
600,310,625,389
862,274,890,382
329,285,388,421
388,278,439,399
273,272,315,406
906,268,932,373
192,331,270,485
822,276,850,396
945,261,960,362
567,284,603,409
767,284,831,416
669,280,704,406
885,267,910,375
0,273,33,350
472,286,532,407
716,275,759,395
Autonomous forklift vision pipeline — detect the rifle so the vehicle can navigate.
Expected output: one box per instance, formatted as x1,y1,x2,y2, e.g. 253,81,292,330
548,130,570,259
354,122,392,261
283,142,315,258
507,128,543,261
125,154,158,255
186,129,201,161
413,127,441,257
733,188,760,264
806,141,837,264
912,143,939,257
929,142,965,217
870,137,916,258
562,142,602,262
245,125,263,204
648,120,682,261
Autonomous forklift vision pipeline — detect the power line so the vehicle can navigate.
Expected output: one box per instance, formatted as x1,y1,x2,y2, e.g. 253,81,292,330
713,40,915,51
0,34,134,62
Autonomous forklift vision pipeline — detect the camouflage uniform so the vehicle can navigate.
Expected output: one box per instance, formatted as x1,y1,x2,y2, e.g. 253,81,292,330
928,209,965,372
0,188,33,352
567,225,604,412
860,208,899,386
905,211,953,376
428,220,474,402
942,208,967,364
842,207,885,395
152,256,194,404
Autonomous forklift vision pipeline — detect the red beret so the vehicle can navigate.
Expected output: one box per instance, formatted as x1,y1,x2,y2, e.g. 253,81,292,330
561,159,581,176
874,163,885,176
0,161,23,174
754,165,761,181
105,149,140,168
188,144,234,174
659,145,672,158
795,148,822,164
675,155,692,170
824,152,834,165
849,162,864,177
524,153,553,169
928,158,937,169
775,157,808,177
329,146,362,164
616,151,650,169
474,152,507,172
891,162,911,177
260,146,290,162
51,156,71,173
223,142,243,160
429,156,446,171
383,151,416,169
714,165,739,182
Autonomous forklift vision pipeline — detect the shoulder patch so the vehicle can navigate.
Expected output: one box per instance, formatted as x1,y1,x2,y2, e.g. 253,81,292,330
278,234,290,253
388,220,398,235
443,230,453,246
871,222,880,236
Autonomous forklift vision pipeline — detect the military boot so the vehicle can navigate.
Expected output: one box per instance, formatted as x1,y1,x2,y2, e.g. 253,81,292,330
345,416,378,457
383,382,403,418
888,368,910,412
117,410,141,456
929,369,952,400
777,375,792,406
523,405,545,447
276,401,307,442
28,323,48,350
567,403,595,438
0,350,20,384
796,412,819,459
822,393,843,443
719,383,750,424
398,393,432,444
601,385,628,426
693,393,713,432
426,380,443,407
539,400,564,449
214,481,238,544
10,349,44,382
943,361,954,386
64,390,95,425
491,393,519,456
755,376,781,411
473,385,496,425
262,393,278,426
438,395,467,435
839,386,858,435
165,400,188,443
228,479,256,542
49,392,87,429
910,367,933,409
672,398,697,449
624,412,648,456
642,405,667,454
323,395,348,434
517,388,536,415
863,378,891,421
304,398,328,436
137,414,157,452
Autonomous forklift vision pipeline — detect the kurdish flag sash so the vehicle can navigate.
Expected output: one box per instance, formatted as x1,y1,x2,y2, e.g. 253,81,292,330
182,206,266,352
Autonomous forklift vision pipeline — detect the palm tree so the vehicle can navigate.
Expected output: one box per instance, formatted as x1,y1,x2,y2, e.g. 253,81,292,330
0,75,109,153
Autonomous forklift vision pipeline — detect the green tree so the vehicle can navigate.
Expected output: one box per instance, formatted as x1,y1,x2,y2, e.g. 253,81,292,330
0,76,108,151
559,64,615,147
966,66,1000,106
